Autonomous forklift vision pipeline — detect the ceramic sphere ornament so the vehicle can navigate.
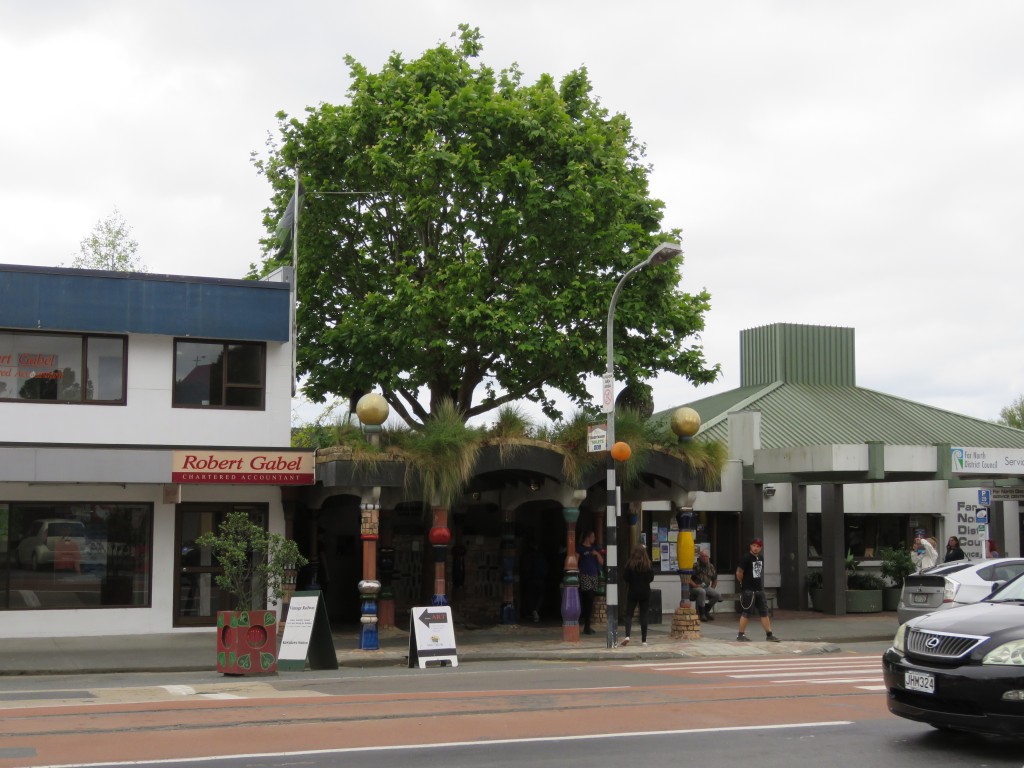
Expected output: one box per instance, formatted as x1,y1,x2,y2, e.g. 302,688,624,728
610,441,632,462
670,406,701,440
355,393,389,426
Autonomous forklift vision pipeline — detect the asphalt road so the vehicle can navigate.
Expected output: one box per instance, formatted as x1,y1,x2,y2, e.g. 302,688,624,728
0,652,1020,768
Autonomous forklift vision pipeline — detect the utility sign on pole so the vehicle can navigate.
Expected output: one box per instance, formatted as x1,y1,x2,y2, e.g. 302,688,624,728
588,422,608,452
602,373,614,413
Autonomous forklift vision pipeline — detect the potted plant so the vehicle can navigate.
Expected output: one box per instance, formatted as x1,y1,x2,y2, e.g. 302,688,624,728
195,511,307,675
844,550,883,613
879,546,914,611
806,569,824,611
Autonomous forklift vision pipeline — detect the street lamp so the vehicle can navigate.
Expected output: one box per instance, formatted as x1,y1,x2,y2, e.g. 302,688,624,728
604,242,683,649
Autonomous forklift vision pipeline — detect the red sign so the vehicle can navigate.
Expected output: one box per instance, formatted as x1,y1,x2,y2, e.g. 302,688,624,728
171,450,314,485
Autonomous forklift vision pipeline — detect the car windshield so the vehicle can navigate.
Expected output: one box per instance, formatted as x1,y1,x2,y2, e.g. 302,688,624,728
48,522,84,538
989,572,1024,602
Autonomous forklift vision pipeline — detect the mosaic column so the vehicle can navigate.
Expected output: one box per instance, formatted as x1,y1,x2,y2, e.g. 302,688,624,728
359,489,382,651
671,507,700,639
593,509,607,628
500,506,517,624
377,506,395,628
560,506,581,643
429,504,451,606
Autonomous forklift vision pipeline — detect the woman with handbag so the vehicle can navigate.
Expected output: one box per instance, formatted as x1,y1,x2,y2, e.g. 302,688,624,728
577,531,603,635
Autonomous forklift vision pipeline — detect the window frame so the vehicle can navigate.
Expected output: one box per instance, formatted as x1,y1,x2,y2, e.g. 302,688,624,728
172,338,266,411
0,329,127,405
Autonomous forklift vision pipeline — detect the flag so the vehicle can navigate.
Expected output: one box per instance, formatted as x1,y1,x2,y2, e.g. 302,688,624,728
273,181,305,260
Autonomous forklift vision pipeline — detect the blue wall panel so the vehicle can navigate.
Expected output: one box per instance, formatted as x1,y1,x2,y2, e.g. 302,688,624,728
0,265,290,342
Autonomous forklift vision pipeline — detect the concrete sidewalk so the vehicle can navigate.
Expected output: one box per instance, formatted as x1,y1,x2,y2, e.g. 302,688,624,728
0,609,899,676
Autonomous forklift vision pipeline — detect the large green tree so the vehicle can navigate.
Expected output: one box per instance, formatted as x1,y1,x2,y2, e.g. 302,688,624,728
256,26,718,428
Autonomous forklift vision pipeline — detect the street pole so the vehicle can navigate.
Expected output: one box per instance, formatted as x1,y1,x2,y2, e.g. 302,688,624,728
604,242,683,649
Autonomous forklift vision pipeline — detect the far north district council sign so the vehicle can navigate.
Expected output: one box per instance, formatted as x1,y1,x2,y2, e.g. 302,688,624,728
951,447,1024,475
171,450,314,485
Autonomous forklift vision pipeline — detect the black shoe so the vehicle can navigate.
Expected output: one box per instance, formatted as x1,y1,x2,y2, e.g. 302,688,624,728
736,633,751,642
766,634,781,643
703,611,714,621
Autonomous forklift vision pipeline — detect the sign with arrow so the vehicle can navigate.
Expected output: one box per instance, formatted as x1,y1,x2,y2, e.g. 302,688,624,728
408,605,458,668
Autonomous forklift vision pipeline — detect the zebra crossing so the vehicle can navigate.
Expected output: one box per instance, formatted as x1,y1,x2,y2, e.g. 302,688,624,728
620,655,885,691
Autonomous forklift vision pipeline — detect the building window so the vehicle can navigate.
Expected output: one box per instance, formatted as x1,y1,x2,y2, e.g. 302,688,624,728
0,331,126,404
1,502,152,610
806,513,917,560
173,340,265,409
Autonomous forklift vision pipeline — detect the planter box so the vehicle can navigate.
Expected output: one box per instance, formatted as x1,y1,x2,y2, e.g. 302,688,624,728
216,610,278,675
845,589,882,613
882,586,901,611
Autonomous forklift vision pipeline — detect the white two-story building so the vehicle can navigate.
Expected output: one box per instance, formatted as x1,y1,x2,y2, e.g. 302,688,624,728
0,263,307,638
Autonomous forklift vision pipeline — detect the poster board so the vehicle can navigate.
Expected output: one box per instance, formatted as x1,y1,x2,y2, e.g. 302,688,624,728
277,591,338,671
408,606,458,668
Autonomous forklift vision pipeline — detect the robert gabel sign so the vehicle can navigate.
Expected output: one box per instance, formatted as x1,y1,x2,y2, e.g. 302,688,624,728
172,450,314,484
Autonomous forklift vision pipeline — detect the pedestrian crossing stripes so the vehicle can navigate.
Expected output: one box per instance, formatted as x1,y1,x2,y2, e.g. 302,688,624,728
619,655,884,690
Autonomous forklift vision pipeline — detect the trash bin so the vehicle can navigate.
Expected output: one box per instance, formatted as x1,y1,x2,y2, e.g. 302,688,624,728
649,589,663,624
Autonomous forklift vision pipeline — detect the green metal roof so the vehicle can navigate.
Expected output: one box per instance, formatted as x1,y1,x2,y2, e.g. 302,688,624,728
650,323,1024,450
653,383,1024,449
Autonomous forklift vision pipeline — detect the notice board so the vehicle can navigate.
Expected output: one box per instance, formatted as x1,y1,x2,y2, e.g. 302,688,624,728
408,606,458,668
277,591,338,671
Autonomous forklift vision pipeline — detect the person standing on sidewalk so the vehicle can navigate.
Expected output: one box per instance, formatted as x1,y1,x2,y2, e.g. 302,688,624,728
944,536,966,563
735,538,780,642
620,544,654,647
577,531,603,635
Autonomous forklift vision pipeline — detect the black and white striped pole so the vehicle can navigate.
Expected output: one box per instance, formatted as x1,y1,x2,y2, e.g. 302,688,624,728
603,242,683,649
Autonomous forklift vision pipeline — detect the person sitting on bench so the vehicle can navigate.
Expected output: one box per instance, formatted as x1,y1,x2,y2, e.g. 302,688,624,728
690,548,721,621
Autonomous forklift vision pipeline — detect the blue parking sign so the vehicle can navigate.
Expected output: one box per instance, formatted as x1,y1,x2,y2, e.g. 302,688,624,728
978,489,991,506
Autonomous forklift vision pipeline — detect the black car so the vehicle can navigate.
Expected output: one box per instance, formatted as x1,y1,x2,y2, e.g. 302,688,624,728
883,571,1024,736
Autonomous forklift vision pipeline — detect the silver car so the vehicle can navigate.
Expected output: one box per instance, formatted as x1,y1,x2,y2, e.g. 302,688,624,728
896,557,1024,624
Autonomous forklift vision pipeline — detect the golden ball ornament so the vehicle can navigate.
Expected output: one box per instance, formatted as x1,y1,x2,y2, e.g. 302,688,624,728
670,406,701,438
610,441,632,462
355,393,390,426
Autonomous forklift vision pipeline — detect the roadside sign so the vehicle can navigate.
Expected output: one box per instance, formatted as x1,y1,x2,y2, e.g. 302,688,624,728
278,591,338,671
978,489,991,506
588,422,608,452
602,373,614,413
408,606,458,668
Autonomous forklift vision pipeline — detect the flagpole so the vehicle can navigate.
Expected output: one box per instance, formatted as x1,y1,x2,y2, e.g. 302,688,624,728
290,169,300,397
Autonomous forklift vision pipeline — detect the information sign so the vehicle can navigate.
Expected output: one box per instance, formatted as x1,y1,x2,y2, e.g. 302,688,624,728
408,606,458,668
278,591,338,671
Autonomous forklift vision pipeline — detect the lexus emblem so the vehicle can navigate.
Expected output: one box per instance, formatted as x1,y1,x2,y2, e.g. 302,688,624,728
925,637,941,649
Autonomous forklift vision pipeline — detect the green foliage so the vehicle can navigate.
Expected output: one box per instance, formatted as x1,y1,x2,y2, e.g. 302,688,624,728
254,26,718,429
847,572,885,590
195,511,307,611
806,570,824,590
879,546,915,586
998,394,1024,430
71,208,146,272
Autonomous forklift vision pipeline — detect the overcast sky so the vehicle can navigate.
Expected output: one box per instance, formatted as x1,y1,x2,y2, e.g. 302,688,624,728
3,1,1022,427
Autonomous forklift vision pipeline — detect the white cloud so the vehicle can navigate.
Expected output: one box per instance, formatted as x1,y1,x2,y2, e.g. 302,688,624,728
2,0,1022,426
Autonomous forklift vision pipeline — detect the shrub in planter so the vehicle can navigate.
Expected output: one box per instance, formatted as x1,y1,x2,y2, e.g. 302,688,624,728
195,511,307,675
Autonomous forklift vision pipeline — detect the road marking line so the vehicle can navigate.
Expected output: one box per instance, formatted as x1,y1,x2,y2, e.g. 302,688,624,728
31,721,855,767
160,685,196,696
856,684,887,691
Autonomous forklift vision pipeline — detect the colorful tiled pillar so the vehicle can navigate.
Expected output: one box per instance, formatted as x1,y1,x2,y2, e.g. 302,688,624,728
359,488,381,651
377,506,395,629
429,504,450,606
560,505,581,643
500,505,517,624
671,507,700,639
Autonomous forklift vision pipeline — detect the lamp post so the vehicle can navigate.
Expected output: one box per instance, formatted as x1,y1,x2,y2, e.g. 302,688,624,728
604,242,683,649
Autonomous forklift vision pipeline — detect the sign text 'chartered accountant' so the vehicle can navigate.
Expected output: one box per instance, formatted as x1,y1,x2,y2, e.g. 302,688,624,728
171,450,314,485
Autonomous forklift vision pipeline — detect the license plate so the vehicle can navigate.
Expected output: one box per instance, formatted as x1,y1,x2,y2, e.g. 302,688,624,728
905,671,935,693
912,593,930,604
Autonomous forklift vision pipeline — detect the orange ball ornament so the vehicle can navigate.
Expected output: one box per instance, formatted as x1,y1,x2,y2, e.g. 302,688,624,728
610,441,632,462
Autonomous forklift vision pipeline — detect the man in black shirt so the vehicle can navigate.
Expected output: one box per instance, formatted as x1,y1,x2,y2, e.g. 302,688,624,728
734,538,780,642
